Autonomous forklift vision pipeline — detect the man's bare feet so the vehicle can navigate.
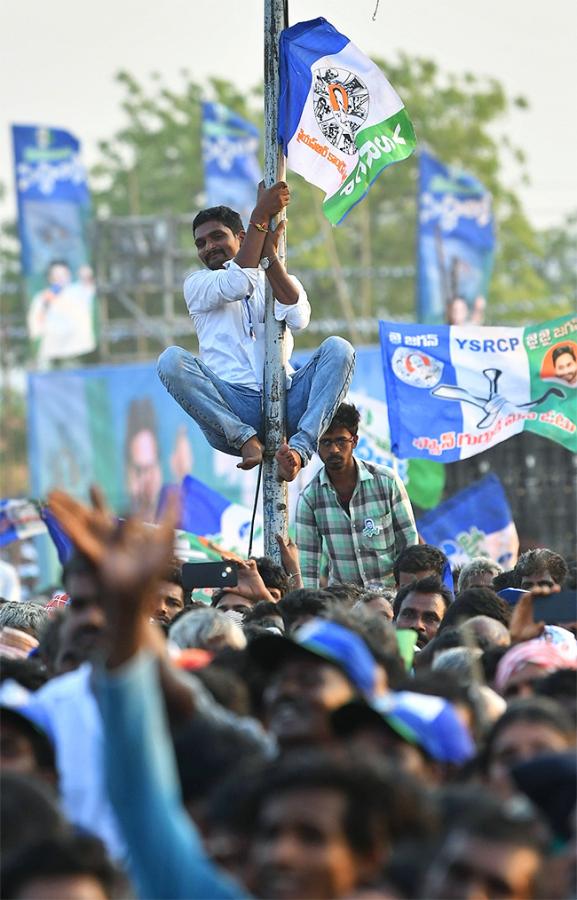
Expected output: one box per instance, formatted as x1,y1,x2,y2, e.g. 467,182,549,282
237,436,264,470
275,443,303,482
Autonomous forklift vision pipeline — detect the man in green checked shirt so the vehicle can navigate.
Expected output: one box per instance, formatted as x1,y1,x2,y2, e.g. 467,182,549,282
295,403,418,588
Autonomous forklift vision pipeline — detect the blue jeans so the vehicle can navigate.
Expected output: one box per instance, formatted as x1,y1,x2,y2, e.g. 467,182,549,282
157,336,355,465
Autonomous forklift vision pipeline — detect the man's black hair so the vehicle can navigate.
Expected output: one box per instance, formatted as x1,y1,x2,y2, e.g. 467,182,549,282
322,582,365,605
438,788,548,853
393,575,453,619
246,752,434,857
552,344,576,364
1,773,66,863
253,556,289,597
277,588,331,631
480,697,574,774
0,656,48,692
437,586,511,632
124,396,159,464
393,544,448,585
243,601,283,625
1,833,120,899
514,548,568,586
325,402,361,436
534,668,577,724
492,569,519,591
192,206,244,236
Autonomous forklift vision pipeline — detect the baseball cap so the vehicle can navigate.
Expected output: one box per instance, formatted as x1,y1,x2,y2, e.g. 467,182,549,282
332,690,475,764
248,618,379,699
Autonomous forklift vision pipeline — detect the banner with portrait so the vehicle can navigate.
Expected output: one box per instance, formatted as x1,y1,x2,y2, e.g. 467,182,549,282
12,124,97,362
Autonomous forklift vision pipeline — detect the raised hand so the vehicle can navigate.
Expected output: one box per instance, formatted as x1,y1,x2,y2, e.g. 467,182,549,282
234,558,277,603
253,181,290,220
275,533,302,588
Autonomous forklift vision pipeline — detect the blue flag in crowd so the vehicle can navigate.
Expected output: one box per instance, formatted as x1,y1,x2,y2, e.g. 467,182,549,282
12,124,97,361
417,151,495,325
41,508,73,565
379,315,577,462
176,476,262,555
201,103,261,226
417,473,519,569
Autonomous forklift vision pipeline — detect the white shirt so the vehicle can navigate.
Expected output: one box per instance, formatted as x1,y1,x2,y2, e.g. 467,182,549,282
183,260,311,390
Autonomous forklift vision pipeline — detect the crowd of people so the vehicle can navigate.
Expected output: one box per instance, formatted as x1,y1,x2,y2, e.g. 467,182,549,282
0,480,575,899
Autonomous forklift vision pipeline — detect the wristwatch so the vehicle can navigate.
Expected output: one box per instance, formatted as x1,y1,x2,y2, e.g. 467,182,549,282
261,256,276,270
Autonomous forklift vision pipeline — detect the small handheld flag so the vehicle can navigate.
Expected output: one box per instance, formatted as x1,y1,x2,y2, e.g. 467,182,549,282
279,17,416,224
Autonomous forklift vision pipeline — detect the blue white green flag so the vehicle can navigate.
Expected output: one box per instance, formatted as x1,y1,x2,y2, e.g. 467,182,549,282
279,18,416,225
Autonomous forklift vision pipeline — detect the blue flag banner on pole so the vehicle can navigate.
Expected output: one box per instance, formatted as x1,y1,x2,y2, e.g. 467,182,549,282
279,18,416,225
379,314,577,460
175,475,262,556
417,151,495,325
12,124,97,362
417,474,519,569
201,102,261,227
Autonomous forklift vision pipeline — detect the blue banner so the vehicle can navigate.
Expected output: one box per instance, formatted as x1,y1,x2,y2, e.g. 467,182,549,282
417,474,518,569
417,150,495,325
12,124,97,361
201,103,261,226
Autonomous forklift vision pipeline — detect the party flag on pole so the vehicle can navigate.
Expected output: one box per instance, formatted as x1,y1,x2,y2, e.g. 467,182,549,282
279,17,416,224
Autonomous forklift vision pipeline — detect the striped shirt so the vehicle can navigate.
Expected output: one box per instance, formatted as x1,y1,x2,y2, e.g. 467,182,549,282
296,459,418,588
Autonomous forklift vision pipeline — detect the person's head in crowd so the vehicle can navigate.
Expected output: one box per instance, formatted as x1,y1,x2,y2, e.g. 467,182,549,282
461,614,511,649
534,668,577,724
0,656,48,692
332,690,475,785
432,646,484,684
169,607,246,652
323,603,405,691
437,586,511,633
124,396,163,523
492,568,520,591
552,344,577,385
243,601,285,635
1,772,67,865
150,560,186,627
194,664,251,716
249,618,386,748
322,583,365,605
510,751,577,847
457,557,503,593
316,402,361,479
422,792,548,900
494,638,577,699
59,552,107,669
354,589,395,621
393,576,452,649
246,752,424,900
563,560,577,589
397,670,482,742
36,610,68,677
0,707,57,787
393,544,448,588
480,697,575,789
277,588,331,633
514,548,568,590
211,588,257,617
1,833,122,900
252,557,289,601
174,718,267,830
0,602,48,640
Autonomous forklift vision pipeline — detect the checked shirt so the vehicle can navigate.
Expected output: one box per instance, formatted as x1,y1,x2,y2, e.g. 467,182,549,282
296,459,418,588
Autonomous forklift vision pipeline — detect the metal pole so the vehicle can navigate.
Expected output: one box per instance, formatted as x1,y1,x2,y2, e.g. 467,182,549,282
263,0,289,562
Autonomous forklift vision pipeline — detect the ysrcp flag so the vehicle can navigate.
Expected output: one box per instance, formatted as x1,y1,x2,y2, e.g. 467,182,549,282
177,475,263,556
201,102,262,226
279,18,416,225
418,151,495,325
12,125,97,362
380,313,577,461
417,475,519,569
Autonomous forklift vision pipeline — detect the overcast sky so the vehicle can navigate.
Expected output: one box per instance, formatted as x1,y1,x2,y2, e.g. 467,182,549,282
1,0,576,228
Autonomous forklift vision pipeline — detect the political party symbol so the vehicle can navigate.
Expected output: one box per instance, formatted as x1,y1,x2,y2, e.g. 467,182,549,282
312,68,369,154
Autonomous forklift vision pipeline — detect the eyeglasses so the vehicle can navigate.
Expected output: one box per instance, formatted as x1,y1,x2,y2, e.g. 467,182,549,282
318,436,355,450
